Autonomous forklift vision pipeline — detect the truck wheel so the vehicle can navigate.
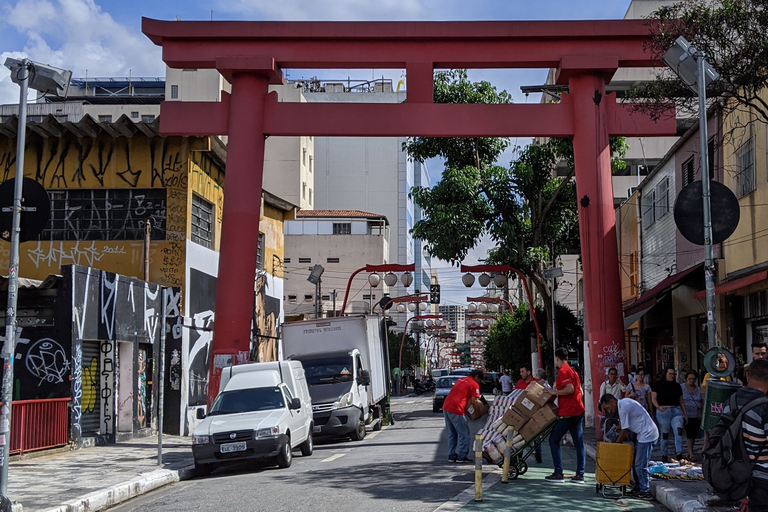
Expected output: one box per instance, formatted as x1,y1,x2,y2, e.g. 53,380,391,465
195,461,214,477
276,436,293,468
350,414,366,441
372,406,382,431
299,430,314,456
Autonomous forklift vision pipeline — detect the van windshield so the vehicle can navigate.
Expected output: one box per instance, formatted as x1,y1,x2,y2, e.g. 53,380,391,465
297,356,354,385
208,386,285,415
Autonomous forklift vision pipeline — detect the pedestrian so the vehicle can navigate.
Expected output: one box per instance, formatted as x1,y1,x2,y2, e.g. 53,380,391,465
599,394,658,500
499,370,513,394
651,367,688,462
628,364,637,385
545,347,586,484
515,364,536,390
714,358,768,511
442,369,484,463
599,367,626,432
738,341,768,383
681,370,704,461
625,367,651,412
535,367,549,386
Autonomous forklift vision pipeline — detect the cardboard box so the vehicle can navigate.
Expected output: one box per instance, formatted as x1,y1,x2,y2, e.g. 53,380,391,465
525,381,557,407
502,406,528,431
512,393,542,418
531,404,557,428
518,419,540,441
466,398,489,421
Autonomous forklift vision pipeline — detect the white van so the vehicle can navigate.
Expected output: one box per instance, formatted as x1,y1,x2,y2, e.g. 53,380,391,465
192,361,313,475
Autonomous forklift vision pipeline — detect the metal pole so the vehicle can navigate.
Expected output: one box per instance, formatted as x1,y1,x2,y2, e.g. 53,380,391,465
144,219,151,282
551,278,557,372
158,290,167,466
1,59,29,494
314,278,320,319
697,53,717,349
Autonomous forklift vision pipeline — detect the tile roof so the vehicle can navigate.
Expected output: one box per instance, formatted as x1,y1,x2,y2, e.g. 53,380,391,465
296,209,388,223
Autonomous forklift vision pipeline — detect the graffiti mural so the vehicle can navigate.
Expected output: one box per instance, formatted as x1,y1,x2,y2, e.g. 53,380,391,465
137,349,148,428
71,344,82,438
188,269,216,406
163,287,182,435
100,340,115,436
253,273,281,362
25,338,69,386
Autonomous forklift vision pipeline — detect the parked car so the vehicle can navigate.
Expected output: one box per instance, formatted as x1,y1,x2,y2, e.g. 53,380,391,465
481,372,501,395
432,375,462,412
192,361,313,475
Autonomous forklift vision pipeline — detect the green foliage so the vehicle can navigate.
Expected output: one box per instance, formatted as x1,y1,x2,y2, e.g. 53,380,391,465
454,342,471,367
630,0,768,125
388,331,419,370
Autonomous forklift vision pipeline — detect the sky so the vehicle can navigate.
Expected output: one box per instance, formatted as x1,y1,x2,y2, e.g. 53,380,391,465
0,0,638,305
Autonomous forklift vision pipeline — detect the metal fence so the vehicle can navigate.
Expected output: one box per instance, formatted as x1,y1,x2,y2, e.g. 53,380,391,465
8,398,70,455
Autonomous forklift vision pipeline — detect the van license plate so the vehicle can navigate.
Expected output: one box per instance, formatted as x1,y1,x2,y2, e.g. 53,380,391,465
313,426,321,433
220,442,247,453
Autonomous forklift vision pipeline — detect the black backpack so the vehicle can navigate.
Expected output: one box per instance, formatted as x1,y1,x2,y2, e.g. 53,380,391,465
702,393,768,501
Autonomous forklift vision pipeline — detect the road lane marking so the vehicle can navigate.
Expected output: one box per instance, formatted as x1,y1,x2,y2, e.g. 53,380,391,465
407,400,415,404
366,431,380,440
321,453,346,462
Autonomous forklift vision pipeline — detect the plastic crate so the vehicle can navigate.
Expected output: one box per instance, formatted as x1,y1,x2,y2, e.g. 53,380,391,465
595,442,633,486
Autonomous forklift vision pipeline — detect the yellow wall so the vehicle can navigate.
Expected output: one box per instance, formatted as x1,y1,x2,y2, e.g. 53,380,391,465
260,202,289,279
617,192,640,303
722,92,768,276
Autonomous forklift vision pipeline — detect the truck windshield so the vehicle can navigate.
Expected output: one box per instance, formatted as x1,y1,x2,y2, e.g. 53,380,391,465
208,386,285,415
298,356,354,385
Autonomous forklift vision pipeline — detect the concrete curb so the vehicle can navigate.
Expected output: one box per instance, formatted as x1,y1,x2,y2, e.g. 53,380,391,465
651,481,708,512
38,466,196,512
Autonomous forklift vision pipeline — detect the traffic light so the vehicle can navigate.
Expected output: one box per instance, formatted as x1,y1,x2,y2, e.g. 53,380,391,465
429,284,440,304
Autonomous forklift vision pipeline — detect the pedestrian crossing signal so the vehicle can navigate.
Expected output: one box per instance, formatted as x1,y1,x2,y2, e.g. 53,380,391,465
430,284,440,304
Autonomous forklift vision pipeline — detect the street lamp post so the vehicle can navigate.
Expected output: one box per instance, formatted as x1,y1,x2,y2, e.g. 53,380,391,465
1,58,71,495
340,263,415,315
662,36,720,349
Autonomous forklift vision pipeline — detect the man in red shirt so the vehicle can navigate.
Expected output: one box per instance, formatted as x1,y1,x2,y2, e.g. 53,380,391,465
442,369,483,463
514,364,536,390
545,347,586,483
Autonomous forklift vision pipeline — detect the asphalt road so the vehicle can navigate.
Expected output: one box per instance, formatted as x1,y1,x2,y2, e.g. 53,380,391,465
108,395,480,512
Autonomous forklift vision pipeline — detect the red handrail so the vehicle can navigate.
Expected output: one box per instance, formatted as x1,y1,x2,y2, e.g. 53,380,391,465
4,398,71,455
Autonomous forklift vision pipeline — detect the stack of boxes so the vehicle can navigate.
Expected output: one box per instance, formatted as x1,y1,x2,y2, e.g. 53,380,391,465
501,381,558,441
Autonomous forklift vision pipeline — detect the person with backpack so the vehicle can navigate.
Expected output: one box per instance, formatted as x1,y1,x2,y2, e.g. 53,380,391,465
703,358,768,511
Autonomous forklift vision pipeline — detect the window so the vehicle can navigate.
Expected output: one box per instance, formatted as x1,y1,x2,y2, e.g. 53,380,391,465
309,156,313,173
170,85,179,99
191,195,215,249
309,188,313,205
256,232,265,270
41,189,166,241
287,295,297,301
682,156,695,187
284,258,291,264
327,257,340,263
363,294,376,300
98,115,112,123
333,223,352,235
321,295,330,301
131,111,139,119
735,137,756,197
298,257,311,264
654,178,670,218
642,190,655,229
304,294,313,301
302,147,307,166
141,115,155,123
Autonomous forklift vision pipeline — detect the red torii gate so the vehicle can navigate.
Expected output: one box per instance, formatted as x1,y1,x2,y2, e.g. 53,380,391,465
142,19,675,420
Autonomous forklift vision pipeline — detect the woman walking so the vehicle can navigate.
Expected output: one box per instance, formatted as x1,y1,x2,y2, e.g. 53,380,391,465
651,367,688,462
625,367,652,412
681,370,703,461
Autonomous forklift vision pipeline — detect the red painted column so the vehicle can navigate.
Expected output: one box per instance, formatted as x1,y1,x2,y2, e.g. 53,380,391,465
207,72,270,408
568,73,627,437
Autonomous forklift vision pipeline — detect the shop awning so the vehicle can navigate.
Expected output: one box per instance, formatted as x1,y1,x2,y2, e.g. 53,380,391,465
692,269,768,299
623,263,703,318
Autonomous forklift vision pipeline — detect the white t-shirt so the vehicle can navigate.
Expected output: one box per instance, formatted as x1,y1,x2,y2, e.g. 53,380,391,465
618,398,659,444
499,374,513,392
600,380,626,401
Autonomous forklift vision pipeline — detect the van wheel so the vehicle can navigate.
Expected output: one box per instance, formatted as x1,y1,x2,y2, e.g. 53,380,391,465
350,414,366,441
372,406,382,432
299,429,313,456
276,436,293,468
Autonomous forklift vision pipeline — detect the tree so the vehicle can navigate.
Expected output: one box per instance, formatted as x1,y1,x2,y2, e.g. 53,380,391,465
405,70,627,346
629,0,768,126
388,331,419,371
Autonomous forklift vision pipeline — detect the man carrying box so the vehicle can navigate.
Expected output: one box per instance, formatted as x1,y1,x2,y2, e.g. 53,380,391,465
599,394,658,500
545,347,586,483
443,369,484,463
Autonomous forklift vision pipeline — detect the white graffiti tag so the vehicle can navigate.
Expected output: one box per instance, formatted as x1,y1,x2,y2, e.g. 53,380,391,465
25,338,70,385
27,241,104,269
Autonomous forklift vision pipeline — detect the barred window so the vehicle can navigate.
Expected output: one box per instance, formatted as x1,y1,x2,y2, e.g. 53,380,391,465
191,195,214,249
327,257,340,263
682,157,695,187
298,257,311,263
333,223,351,235
735,137,755,197
256,232,265,270
41,189,166,241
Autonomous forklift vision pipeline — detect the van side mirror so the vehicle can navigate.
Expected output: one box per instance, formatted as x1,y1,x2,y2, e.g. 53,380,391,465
196,408,206,420
290,398,301,410
359,370,371,386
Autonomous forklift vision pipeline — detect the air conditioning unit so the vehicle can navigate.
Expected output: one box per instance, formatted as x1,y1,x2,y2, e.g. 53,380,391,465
324,83,345,93
374,82,393,93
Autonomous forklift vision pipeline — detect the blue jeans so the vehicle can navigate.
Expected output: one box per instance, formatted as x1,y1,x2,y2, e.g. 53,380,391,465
549,414,586,476
656,406,684,455
444,409,470,458
634,441,654,493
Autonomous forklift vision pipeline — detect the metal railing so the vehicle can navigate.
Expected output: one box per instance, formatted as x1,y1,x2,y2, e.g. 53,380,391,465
7,398,70,455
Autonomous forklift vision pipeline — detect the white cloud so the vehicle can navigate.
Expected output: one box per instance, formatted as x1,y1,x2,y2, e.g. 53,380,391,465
215,0,427,21
1,0,162,104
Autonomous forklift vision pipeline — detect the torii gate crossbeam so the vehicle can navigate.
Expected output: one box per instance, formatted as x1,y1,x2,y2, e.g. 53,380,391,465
143,18,676,429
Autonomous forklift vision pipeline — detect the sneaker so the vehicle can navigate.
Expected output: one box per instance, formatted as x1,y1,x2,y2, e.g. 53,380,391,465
535,453,542,463
637,492,654,501
457,457,474,463
571,474,585,484
448,455,458,463
545,473,565,483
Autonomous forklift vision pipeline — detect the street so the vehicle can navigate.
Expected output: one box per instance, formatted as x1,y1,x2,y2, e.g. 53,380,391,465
107,395,477,512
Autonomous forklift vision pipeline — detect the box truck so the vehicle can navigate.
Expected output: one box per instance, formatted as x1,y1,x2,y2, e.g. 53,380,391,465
191,360,313,475
281,315,390,441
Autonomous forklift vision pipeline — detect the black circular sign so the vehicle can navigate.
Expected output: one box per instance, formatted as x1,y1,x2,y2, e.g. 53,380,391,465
0,178,51,242
674,180,740,245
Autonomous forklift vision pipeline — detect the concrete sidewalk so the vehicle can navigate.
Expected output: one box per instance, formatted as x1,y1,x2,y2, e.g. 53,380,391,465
6,435,195,512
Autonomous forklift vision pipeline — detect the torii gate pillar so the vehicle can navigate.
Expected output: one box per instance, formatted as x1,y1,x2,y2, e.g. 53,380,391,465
568,71,627,432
